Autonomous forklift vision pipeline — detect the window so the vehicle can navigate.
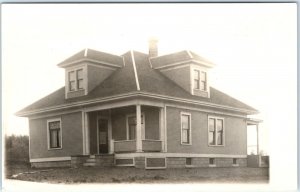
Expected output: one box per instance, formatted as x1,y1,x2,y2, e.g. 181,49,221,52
181,113,191,144
200,71,207,91
186,158,192,166
126,114,144,140
193,69,207,91
193,70,200,89
208,117,224,146
209,158,215,165
233,158,237,165
68,68,84,91
47,119,62,149
77,69,84,89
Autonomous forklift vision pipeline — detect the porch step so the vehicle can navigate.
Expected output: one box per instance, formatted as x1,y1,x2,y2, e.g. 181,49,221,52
83,155,97,167
83,162,96,167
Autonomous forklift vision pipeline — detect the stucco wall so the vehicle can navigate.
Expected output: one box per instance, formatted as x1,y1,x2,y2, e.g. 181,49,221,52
29,112,83,159
166,107,247,155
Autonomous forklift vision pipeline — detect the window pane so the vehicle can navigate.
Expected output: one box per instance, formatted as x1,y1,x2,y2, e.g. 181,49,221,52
182,130,188,143
128,116,136,125
217,132,223,145
194,70,200,80
50,130,58,148
182,115,189,129
217,119,223,131
69,71,75,81
77,69,83,79
70,81,75,91
194,80,200,89
200,71,206,81
78,79,84,89
200,81,206,90
209,118,215,131
209,131,215,145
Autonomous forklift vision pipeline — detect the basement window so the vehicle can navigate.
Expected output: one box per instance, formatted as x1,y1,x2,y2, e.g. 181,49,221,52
186,158,192,166
209,158,215,166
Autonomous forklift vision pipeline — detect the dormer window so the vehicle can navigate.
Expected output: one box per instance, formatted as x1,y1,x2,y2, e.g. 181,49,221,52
68,68,84,92
194,69,207,91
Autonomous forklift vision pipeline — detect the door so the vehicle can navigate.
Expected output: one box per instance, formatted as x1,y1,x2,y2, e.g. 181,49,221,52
98,118,109,154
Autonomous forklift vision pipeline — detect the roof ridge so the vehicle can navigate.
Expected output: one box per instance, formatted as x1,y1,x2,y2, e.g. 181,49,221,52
130,50,140,91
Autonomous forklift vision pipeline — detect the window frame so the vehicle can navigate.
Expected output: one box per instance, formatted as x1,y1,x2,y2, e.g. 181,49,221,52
47,118,62,150
192,68,207,91
180,112,192,145
125,113,145,141
208,116,225,147
67,67,85,92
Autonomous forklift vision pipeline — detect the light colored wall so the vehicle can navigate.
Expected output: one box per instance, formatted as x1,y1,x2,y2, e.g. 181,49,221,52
161,66,191,93
29,112,83,159
166,107,247,155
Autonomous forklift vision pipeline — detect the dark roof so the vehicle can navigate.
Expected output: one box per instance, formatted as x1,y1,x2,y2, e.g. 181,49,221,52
57,49,124,67
150,50,214,68
17,50,257,116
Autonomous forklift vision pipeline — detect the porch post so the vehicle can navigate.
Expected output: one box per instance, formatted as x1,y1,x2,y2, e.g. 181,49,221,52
256,123,261,166
108,109,113,154
136,104,142,152
159,107,166,152
83,112,90,155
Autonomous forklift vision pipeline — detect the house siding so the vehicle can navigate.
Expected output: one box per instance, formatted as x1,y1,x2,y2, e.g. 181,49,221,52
29,112,83,159
166,106,247,155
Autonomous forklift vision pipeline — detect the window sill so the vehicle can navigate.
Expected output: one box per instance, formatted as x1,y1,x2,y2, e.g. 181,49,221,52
181,143,192,146
208,144,225,147
68,89,84,93
232,164,239,167
209,164,216,167
48,147,62,151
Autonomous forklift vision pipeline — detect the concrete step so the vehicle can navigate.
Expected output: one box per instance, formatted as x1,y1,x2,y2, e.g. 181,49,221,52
83,162,96,167
86,158,96,163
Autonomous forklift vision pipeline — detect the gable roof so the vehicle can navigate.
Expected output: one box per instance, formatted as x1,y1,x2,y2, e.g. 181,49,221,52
57,48,124,67
150,50,215,69
16,50,258,116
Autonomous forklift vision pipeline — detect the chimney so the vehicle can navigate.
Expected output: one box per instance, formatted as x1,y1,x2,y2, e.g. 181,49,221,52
148,38,158,57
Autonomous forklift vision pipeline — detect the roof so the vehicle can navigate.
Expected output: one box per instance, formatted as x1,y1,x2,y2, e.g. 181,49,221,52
57,48,124,67
150,50,214,69
17,50,258,116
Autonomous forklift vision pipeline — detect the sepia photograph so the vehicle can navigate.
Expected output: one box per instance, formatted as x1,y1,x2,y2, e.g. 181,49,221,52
2,3,297,191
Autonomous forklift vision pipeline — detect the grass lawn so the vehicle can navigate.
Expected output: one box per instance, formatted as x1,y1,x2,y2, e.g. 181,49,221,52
5,161,269,184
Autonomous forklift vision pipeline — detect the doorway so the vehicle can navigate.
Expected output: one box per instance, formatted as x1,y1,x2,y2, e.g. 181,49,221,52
98,118,109,154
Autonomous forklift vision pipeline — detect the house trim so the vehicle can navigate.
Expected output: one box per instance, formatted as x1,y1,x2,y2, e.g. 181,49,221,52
46,118,62,150
153,59,214,70
17,91,257,117
30,156,71,163
131,50,140,91
115,153,247,158
180,112,192,145
58,58,123,69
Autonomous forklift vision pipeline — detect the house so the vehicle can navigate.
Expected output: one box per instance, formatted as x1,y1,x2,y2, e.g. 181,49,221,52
16,40,261,169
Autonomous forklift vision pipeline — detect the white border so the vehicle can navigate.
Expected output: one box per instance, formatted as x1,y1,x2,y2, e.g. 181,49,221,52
46,118,62,150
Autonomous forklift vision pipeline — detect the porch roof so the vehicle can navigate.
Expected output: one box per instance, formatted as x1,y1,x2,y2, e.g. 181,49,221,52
16,51,258,116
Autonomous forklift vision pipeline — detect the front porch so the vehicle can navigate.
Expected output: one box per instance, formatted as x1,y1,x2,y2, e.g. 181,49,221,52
82,102,166,155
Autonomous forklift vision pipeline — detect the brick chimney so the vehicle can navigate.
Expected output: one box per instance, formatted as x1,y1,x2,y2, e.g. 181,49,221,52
148,38,158,57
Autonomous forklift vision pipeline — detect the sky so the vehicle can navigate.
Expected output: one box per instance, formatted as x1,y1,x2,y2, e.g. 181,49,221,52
2,3,297,189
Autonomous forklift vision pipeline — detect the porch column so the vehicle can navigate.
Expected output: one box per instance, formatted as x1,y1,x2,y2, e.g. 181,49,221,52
108,109,113,154
136,104,142,152
83,112,90,155
159,107,166,152
256,123,261,166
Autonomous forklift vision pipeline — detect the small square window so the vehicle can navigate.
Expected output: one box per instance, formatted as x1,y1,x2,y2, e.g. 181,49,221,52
209,158,215,165
233,158,237,165
186,158,192,166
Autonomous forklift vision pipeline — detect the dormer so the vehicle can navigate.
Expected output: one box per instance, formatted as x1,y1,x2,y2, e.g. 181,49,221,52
150,50,215,98
57,48,124,99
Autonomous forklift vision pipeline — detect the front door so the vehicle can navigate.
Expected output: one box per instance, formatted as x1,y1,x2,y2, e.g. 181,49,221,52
98,118,108,154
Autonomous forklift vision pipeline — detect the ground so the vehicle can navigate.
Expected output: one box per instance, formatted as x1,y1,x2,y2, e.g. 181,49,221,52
5,162,269,184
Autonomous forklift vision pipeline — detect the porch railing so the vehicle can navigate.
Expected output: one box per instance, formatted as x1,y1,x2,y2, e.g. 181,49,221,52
142,140,162,152
114,140,136,153
114,139,162,153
